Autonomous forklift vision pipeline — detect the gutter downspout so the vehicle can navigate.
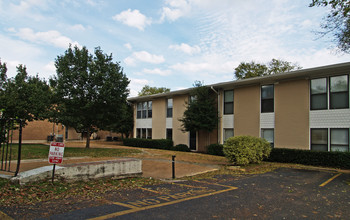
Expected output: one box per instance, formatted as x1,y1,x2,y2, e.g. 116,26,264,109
210,86,220,144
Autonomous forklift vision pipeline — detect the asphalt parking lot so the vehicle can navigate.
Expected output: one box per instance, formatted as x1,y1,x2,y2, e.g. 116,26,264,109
35,167,350,220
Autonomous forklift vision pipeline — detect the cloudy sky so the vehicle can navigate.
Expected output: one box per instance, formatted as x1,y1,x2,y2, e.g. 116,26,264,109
1,0,350,97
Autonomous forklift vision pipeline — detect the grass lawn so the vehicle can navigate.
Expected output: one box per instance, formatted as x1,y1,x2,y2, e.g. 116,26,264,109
4,144,142,160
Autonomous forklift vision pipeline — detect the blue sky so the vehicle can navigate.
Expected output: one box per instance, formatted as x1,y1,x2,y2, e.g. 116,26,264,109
1,0,350,97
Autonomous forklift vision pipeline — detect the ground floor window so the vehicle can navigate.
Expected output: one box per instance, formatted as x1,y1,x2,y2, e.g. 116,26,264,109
224,129,234,142
261,129,274,147
136,128,152,139
166,128,172,140
330,128,349,152
311,128,349,152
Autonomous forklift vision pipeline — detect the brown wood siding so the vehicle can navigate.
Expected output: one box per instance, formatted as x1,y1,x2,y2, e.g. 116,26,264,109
234,85,260,137
275,80,309,149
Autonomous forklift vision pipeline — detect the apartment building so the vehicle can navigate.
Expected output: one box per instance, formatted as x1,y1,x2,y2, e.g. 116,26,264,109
128,62,350,152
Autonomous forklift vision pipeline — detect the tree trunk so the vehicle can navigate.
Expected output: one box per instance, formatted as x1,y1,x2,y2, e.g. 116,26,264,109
85,127,90,148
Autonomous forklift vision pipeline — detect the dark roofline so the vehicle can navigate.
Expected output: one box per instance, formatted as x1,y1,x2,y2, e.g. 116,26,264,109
128,62,350,102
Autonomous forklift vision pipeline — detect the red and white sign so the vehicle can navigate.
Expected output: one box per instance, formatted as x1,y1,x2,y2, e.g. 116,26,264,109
48,142,65,164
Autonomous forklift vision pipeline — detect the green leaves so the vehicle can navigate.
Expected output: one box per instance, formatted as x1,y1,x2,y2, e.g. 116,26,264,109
0,60,52,124
138,85,170,96
234,59,302,80
179,81,218,133
51,45,131,147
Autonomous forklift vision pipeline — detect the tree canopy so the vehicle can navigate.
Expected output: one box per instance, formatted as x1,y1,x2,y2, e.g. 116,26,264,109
138,85,170,96
309,0,350,53
179,81,218,133
0,59,52,124
234,58,302,80
51,45,130,148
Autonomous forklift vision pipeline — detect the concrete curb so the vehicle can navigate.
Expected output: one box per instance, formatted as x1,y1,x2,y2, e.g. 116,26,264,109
10,158,142,185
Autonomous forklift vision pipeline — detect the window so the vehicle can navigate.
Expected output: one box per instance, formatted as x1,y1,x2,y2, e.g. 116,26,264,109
224,129,234,142
261,85,274,113
330,128,349,152
147,128,152,139
142,102,147,118
166,128,172,140
224,90,234,114
261,129,274,147
142,128,146,139
330,75,349,109
311,129,328,151
310,78,328,110
148,101,152,118
136,128,141,138
167,98,173,118
137,103,142,119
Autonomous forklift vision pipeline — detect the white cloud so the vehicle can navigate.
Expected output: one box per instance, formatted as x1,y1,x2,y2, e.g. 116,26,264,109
143,68,171,76
124,43,132,50
43,61,56,74
129,78,152,97
161,0,191,22
169,43,201,55
124,51,165,66
12,28,81,49
112,9,151,31
69,24,86,31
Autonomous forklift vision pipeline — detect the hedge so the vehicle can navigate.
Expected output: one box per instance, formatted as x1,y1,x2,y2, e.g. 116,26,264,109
173,144,191,152
123,138,173,150
207,144,224,156
267,148,350,169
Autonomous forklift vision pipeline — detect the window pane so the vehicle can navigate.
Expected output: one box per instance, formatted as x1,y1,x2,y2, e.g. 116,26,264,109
167,108,173,117
261,99,274,113
148,101,152,118
331,129,349,145
311,94,327,110
224,102,233,114
261,129,274,143
330,92,349,109
311,78,327,94
330,75,348,92
261,85,274,99
311,144,328,151
136,128,141,138
166,129,172,140
147,128,152,139
331,145,348,152
142,128,146,139
224,90,233,102
224,129,234,141
137,103,142,110
311,129,328,145
167,98,173,108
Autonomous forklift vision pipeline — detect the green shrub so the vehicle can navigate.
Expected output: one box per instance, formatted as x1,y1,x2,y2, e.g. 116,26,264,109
172,144,191,152
267,148,350,169
223,136,271,166
123,138,173,150
207,143,224,156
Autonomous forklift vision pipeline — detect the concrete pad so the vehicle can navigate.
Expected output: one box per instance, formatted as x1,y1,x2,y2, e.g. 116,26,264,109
142,160,218,179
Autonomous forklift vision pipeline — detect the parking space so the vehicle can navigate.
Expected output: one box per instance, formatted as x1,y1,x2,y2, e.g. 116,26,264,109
42,167,349,220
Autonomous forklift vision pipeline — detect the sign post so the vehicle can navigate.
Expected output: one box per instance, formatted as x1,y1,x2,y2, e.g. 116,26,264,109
48,142,65,183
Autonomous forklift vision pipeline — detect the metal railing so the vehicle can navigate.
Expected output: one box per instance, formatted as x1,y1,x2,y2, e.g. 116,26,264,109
0,118,23,176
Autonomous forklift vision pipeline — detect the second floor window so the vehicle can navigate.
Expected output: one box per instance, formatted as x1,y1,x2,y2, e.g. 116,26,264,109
167,98,173,118
137,101,152,119
261,85,274,113
311,78,327,110
330,75,349,109
224,90,234,114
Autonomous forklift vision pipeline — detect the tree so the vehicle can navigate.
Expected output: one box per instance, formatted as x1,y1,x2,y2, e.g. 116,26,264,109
138,85,170,96
51,45,130,148
0,60,52,123
309,0,350,53
179,81,218,145
234,58,302,80
105,102,134,139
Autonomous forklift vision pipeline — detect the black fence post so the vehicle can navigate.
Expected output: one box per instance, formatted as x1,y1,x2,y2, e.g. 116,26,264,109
14,119,22,177
172,155,176,179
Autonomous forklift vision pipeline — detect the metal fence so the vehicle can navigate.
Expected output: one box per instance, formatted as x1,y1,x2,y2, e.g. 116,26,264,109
0,118,23,176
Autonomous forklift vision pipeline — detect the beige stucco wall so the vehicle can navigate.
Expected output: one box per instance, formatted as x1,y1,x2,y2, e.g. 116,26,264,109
234,85,260,137
172,95,189,146
152,98,166,139
275,80,309,149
